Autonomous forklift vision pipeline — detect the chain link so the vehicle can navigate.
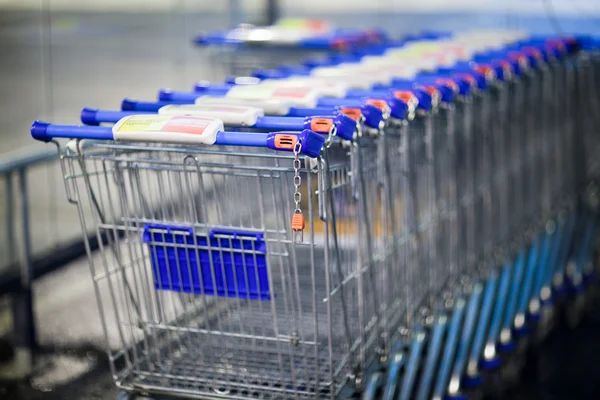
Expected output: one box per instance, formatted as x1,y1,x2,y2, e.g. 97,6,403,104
293,141,303,213
324,125,337,148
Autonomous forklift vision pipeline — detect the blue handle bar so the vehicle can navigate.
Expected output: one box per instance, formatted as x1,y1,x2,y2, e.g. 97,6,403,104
345,89,391,98
317,97,363,108
160,89,200,102
30,121,325,157
81,108,143,125
82,109,355,139
32,121,114,142
164,89,378,111
193,86,232,96
254,116,305,131
287,106,338,117
122,100,341,120
122,99,176,111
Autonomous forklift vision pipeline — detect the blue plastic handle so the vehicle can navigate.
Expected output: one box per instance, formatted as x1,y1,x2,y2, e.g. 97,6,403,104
31,121,324,157
287,106,338,117
317,97,362,108
159,89,200,102
218,130,324,157
215,131,270,147
31,121,114,142
81,108,143,125
252,69,292,80
277,65,312,76
346,89,390,98
253,116,305,131
122,99,175,112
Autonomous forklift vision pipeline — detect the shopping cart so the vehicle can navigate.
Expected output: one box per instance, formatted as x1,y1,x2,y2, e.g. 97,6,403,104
195,21,385,79
30,30,600,400
30,107,416,399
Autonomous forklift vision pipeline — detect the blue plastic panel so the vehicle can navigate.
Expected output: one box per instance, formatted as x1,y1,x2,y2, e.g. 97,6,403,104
143,224,270,300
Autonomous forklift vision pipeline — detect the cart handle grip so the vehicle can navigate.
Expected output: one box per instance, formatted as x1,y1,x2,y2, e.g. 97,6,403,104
31,121,324,157
159,89,199,102
81,108,144,125
122,99,174,112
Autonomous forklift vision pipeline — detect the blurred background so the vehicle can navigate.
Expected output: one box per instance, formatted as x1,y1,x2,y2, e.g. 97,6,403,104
1,1,600,399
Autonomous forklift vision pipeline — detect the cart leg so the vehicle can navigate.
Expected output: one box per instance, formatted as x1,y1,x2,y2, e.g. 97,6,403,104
362,371,383,400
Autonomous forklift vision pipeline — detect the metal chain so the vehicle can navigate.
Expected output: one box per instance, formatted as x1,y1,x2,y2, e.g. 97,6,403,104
293,141,303,213
324,125,337,148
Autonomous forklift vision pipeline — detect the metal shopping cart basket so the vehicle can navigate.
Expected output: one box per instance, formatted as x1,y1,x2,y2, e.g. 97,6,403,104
30,111,410,399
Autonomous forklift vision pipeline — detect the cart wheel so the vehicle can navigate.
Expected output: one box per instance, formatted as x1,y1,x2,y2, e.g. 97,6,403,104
382,350,404,400
362,371,383,400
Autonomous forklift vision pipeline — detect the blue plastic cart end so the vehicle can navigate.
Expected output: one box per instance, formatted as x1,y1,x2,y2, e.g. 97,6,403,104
480,356,501,370
81,107,100,126
31,120,52,142
121,98,136,110
462,374,483,388
360,103,384,129
496,341,515,353
512,325,529,338
333,114,357,141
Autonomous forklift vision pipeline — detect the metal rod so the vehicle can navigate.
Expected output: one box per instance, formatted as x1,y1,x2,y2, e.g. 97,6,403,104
12,168,37,352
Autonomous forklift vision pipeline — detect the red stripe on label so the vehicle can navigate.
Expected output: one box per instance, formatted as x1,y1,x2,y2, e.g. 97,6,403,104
161,116,212,135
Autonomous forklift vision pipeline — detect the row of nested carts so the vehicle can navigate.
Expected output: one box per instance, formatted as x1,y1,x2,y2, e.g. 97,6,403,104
31,26,600,400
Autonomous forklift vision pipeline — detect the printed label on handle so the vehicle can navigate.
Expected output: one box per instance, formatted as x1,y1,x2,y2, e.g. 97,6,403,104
158,104,263,126
112,115,223,145
225,85,318,108
262,78,349,98
196,96,291,116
